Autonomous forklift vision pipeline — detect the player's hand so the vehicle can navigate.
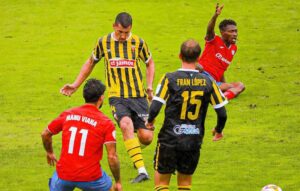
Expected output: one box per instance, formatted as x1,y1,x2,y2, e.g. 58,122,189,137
111,182,122,191
215,3,224,15
146,88,153,102
60,84,77,96
46,152,57,166
145,121,155,131
212,128,223,141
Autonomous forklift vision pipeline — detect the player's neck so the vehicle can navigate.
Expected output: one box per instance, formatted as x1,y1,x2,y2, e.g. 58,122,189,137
181,62,197,70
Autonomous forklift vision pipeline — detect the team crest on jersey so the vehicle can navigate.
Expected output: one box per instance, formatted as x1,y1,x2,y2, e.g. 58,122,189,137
109,58,135,68
231,50,235,55
131,46,135,53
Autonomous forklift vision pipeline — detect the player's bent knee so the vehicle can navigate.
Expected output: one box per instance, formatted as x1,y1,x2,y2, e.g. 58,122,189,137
138,130,153,145
237,82,245,92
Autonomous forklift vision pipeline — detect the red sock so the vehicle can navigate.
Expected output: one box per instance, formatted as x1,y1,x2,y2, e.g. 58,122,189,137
224,90,236,100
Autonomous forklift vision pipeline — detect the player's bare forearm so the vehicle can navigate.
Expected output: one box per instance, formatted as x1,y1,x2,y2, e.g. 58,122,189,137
206,4,224,40
108,154,121,183
41,128,53,153
146,58,155,90
72,57,96,88
106,143,121,183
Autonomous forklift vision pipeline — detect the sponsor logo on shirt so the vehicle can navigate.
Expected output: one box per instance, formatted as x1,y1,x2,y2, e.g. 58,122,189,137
173,124,200,135
109,58,135,68
215,53,231,65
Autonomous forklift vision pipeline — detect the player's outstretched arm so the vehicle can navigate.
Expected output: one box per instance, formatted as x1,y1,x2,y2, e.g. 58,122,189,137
41,128,57,166
60,56,96,96
106,143,122,191
206,3,224,41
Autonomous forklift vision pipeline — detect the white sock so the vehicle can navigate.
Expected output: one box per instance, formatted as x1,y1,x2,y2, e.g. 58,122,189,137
138,167,148,175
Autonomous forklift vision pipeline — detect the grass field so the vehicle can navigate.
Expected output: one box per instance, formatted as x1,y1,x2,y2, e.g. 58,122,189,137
0,0,299,190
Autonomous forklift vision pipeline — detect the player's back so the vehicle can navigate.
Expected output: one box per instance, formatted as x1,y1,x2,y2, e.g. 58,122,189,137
57,104,115,181
158,69,215,149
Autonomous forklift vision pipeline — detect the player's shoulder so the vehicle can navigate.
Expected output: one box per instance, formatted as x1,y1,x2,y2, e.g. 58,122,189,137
131,34,146,43
97,33,111,43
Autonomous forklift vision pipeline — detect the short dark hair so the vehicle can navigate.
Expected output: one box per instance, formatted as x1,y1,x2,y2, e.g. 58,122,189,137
83,78,106,103
180,39,201,63
115,12,132,28
219,19,237,31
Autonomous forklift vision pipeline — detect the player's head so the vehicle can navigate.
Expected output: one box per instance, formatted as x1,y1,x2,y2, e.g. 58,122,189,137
113,12,132,42
180,39,201,63
83,78,106,108
219,19,238,44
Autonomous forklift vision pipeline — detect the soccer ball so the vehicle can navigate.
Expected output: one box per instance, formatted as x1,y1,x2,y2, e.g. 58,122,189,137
261,184,282,191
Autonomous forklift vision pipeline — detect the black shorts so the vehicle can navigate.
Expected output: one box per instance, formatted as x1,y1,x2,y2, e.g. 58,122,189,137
153,142,200,175
109,97,149,130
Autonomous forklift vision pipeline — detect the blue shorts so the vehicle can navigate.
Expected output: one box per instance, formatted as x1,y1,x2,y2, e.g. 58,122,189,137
201,71,222,86
49,170,112,191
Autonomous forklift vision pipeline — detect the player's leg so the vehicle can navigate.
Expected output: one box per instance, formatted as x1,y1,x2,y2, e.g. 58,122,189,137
109,98,147,183
176,149,200,191
177,173,192,191
154,143,176,191
76,170,112,191
154,171,171,191
220,82,245,100
132,97,154,145
49,171,75,191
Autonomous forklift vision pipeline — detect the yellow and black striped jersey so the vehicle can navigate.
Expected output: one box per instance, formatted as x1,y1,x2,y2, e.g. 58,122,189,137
92,32,151,98
153,69,228,147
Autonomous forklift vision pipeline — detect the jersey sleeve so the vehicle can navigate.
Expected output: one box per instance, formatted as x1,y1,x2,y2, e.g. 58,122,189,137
47,112,66,135
153,74,169,104
210,81,228,109
92,37,104,62
104,120,116,144
138,40,152,64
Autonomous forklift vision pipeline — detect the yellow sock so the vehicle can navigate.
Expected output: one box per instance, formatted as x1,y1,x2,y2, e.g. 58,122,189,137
178,185,191,190
124,138,144,169
154,185,169,191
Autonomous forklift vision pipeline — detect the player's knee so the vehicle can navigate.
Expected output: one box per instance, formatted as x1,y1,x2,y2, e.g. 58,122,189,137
237,82,245,92
138,131,153,145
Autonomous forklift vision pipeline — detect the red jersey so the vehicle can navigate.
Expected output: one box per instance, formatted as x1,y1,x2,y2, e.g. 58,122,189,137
199,35,237,82
47,104,116,181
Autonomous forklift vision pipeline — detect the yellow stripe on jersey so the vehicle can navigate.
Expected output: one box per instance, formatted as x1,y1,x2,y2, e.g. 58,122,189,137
118,42,129,97
140,41,151,63
132,35,145,97
157,76,169,101
210,81,225,105
154,143,160,170
126,39,137,97
110,36,121,97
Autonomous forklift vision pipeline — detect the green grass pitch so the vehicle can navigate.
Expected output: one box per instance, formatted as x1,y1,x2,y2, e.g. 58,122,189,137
0,0,299,190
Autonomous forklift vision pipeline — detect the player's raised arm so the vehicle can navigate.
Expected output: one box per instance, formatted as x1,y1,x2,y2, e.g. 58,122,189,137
105,143,122,191
60,56,96,96
205,3,224,41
